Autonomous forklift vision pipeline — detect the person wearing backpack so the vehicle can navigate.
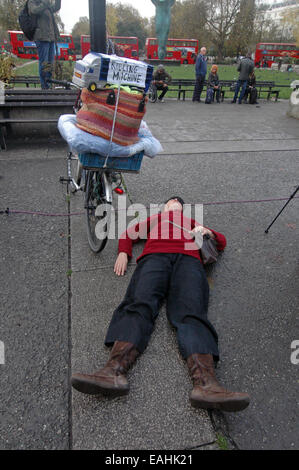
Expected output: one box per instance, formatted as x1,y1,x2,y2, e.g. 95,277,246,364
27,0,61,89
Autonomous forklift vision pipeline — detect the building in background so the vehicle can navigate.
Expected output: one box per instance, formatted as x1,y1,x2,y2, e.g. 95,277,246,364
264,1,298,39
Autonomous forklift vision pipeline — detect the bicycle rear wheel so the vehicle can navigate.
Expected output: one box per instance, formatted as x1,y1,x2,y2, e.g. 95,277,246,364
85,171,112,253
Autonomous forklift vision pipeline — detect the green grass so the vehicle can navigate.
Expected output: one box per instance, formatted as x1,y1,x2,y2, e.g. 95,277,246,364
162,64,297,99
15,61,39,76
216,433,230,450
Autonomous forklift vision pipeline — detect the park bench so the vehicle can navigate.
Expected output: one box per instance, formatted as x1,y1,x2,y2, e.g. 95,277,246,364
9,75,41,88
166,78,281,102
0,88,78,150
9,75,73,89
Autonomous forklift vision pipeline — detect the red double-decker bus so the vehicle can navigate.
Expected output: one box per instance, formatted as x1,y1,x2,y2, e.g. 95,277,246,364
255,42,299,67
146,38,199,64
8,31,76,60
81,35,139,60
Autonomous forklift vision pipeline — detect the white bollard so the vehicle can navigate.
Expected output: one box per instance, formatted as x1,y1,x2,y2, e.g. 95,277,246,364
287,80,299,119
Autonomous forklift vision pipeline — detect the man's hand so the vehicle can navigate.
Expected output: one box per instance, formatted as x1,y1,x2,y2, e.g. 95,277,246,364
192,225,215,238
114,252,128,276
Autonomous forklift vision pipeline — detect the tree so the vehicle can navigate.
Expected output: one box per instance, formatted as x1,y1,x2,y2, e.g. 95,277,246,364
112,4,149,50
0,0,24,31
202,0,242,60
106,4,118,36
227,0,256,56
169,0,207,45
71,16,90,53
281,0,299,45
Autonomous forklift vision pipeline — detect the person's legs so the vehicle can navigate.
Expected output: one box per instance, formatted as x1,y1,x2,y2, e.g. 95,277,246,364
215,88,221,103
72,254,173,396
158,84,168,101
238,80,248,103
243,88,249,103
36,41,51,89
166,254,219,361
44,41,56,86
232,79,241,103
166,254,250,412
197,75,205,100
105,254,173,352
192,75,205,102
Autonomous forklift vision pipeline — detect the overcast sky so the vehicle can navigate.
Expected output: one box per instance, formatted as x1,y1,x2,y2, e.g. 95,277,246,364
60,0,156,33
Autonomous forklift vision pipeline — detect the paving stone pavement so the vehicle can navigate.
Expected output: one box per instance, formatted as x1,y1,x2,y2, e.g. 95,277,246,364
0,99,298,450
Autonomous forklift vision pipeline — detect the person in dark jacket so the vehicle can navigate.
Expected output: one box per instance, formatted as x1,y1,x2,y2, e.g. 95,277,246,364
231,52,254,104
207,64,221,103
192,46,207,102
71,196,250,413
152,64,172,102
243,71,258,104
28,0,61,89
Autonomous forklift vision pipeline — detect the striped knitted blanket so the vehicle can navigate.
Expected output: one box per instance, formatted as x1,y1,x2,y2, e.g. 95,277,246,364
76,88,147,146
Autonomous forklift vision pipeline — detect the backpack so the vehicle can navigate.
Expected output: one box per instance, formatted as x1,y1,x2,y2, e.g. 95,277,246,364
18,1,37,41
249,87,258,104
205,87,214,104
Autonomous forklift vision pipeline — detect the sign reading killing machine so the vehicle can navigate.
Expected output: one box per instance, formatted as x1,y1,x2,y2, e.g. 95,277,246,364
107,59,147,88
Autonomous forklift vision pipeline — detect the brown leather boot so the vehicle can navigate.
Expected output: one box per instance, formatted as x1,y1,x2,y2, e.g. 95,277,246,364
71,341,139,396
187,354,250,412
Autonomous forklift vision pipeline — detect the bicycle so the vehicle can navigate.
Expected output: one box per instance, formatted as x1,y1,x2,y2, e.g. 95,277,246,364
55,79,146,253
67,150,144,253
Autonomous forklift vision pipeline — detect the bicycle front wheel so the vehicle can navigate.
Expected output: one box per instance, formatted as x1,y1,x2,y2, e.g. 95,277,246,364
148,83,157,103
68,152,83,193
85,171,112,253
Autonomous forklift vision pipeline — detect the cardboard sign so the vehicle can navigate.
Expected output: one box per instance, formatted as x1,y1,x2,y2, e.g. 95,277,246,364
107,57,147,88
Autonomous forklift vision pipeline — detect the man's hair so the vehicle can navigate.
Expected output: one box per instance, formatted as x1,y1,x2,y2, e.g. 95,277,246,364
164,196,185,207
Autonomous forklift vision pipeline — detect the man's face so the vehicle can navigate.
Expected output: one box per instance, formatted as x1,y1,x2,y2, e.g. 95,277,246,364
201,48,207,56
164,199,183,212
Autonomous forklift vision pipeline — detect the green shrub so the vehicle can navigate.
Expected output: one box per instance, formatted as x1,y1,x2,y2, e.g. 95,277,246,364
0,53,15,83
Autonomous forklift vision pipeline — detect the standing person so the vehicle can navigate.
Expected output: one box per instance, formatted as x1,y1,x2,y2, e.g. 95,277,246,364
152,64,172,103
192,47,208,103
231,52,254,104
206,64,221,104
28,0,61,89
71,197,250,412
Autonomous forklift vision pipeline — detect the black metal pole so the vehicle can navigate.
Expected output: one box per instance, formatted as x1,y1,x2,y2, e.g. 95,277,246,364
89,0,106,53
265,185,299,233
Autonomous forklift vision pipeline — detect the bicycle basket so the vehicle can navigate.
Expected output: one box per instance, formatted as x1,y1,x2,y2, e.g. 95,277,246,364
78,151,144,172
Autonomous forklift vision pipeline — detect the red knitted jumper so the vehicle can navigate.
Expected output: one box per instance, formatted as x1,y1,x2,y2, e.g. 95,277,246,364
118,210,226,263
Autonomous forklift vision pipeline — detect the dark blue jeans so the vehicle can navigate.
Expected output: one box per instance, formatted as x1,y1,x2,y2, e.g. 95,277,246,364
105,253,219,361
35,41,55,89
233,79,248,103
192,74,205,101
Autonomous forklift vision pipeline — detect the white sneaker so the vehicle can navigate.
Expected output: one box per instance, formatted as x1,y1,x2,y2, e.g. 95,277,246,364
158,98,165,103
